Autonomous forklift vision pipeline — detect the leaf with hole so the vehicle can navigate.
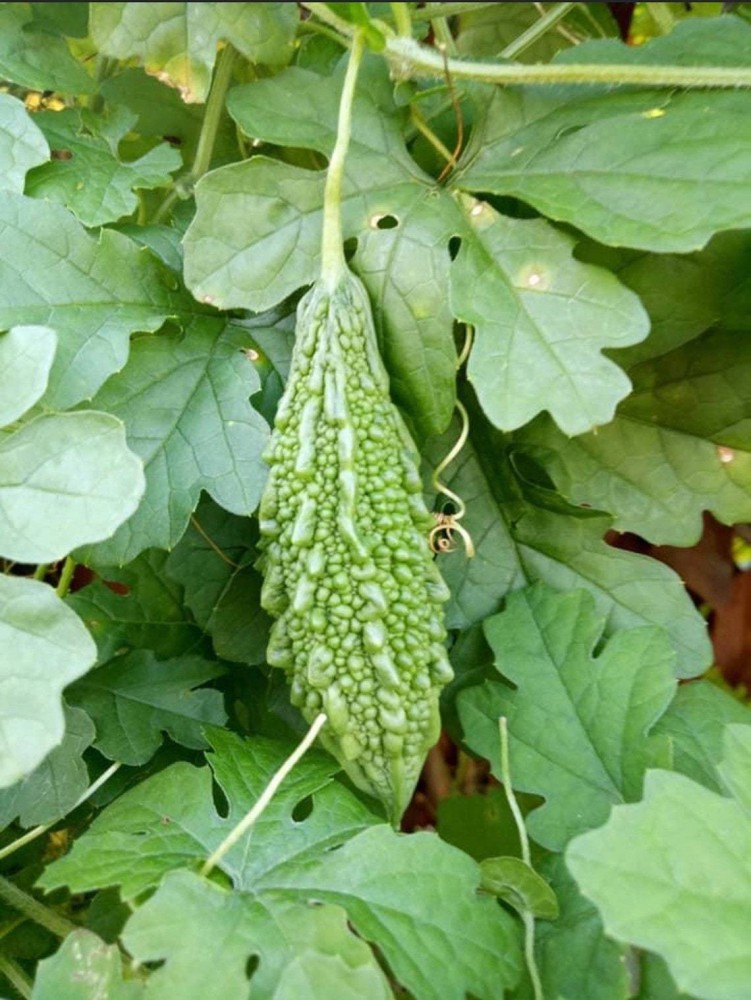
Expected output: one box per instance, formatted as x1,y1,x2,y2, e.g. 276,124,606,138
41,729,521,1000
26,108,182,227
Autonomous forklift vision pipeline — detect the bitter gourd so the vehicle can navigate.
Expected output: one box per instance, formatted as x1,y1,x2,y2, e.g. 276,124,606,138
257,270,452,823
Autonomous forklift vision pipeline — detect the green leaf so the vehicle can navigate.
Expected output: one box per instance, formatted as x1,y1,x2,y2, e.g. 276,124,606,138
717,723,751,813
84,317,269,566
188,61,457,436
459,585,676,850
575,230,751,369
0,93,48,193
68,650,226,766
638,953,694,1000
459,20,751,252
40,730,377,900
437,787,524,862
0,705,94,829
90,2,298,103
123,877,393,1000
480,856,559,919
257,824,522,1000
0,325,56,427
25,108,182,227
653,681,751,794
0,412,145,564
30,2,90,38
41,729,521,1000
512,855,630,1000
425,405,713,677
456,3,617,63
567,730,751,1000
67,550,204,662
165,497,271,665
452,198,648,434
32,928,144,1000
0,576,96,788
518,329,751,545
0,194,175,410
0,4,94,94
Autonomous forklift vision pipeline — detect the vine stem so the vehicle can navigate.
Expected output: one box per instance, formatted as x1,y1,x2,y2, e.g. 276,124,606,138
385,35,751,88
0,875,78,940
153,44,236,223
55,556,76,599
300,4,751,89
201,713,328,878
501,2,577,59
0,955,32,1000
0,762,122,864
499,718,542,1000
320,31,365,289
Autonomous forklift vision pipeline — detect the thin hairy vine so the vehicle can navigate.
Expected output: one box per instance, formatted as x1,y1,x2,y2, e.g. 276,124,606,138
499,717,542,1000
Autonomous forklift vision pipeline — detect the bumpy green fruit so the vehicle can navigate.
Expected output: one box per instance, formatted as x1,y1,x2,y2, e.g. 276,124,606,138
257,268,452,822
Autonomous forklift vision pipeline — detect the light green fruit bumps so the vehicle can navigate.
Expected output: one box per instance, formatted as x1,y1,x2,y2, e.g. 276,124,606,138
258,268,452,823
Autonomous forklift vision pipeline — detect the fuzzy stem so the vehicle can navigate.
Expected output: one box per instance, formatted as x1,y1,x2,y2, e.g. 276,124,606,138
499,717,542,1000
0,762,122,864
0,954,32,1000
390,2,412,37
201,713,328,877
320,31,365,288
386,35,751,88
501,2,577,59
0,875,77,940
499,717,530,866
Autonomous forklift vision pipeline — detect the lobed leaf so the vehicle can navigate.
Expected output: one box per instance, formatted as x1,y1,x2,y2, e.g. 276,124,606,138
459,20,751,252
452,197,648,434
67,550,204,662
0,576,96,788
41,729,521,1000
33,929,144,1000
90,2,298,103
26,108,182,227
567,729,751,999
68,650,227,766
0,704,94,829
0,93,49,193
459,584,676,850
0,194,175,410
518,329,751,545
84,317,269,566
424,404,713,676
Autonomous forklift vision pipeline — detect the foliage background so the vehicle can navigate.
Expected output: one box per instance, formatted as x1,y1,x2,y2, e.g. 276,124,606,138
1,2,751,998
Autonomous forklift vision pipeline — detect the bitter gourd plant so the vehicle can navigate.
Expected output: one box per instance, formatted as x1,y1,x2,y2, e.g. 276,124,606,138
257,33,452,823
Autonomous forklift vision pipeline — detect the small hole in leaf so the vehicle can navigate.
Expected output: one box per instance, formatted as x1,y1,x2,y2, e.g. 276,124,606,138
245,955,260,980
343,236,358,261
371,213,399,230
211,778,229,819
448,236,461,260
291,794,314,823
